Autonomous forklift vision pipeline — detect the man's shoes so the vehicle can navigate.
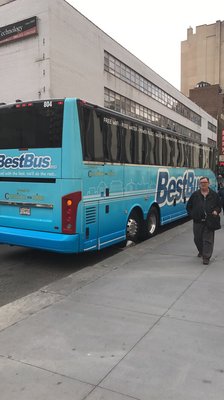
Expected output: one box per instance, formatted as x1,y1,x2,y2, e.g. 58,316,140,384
203,258,209,265
197,253,202,258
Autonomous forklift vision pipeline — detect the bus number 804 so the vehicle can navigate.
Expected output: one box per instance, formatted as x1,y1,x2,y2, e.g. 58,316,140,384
44,101,52,108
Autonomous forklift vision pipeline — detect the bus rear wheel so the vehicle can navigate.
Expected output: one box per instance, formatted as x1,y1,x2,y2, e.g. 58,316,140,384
126,211,140,243
146,206,159,238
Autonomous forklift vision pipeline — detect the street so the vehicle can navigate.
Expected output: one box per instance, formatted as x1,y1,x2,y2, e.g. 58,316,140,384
0,244,121,307
0,218,224,399
0,218,188,307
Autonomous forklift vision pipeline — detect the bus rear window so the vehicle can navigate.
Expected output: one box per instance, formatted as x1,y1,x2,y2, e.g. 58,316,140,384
0,101,64,149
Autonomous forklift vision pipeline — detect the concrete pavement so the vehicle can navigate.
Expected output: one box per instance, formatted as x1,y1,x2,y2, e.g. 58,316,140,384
0,218,224,399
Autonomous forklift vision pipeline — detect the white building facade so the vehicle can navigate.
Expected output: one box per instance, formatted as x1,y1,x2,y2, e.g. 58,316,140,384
0,0,217,145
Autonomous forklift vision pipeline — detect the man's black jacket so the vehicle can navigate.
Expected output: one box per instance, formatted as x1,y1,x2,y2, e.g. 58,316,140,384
186,189,221,222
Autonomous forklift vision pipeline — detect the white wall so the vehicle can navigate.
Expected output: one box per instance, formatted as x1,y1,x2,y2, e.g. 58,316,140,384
0,0,217,145
0,0,50,103
48,0,105,103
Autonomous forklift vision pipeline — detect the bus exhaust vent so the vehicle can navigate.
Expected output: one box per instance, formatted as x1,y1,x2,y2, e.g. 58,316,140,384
85,206,96,224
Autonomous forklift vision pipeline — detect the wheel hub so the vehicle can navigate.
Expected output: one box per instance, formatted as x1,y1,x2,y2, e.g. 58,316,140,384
127,218,138,238
148,215,156,234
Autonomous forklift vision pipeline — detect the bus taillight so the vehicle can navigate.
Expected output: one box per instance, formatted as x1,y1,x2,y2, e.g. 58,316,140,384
62,192,82,234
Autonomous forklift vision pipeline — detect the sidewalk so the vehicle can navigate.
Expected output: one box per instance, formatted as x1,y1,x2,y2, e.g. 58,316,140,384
0,218,224,400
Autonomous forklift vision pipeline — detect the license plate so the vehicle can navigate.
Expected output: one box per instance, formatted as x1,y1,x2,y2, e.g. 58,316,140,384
20,207,31,216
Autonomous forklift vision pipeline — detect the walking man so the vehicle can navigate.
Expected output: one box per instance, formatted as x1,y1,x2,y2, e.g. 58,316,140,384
186,177,221,265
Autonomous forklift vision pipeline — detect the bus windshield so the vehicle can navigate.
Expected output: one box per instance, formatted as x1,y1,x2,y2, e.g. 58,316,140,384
0,100,64,149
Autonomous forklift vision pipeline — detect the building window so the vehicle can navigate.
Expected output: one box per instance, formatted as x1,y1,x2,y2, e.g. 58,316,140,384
104,51,202,127
208,121,216,133
104,88,201,142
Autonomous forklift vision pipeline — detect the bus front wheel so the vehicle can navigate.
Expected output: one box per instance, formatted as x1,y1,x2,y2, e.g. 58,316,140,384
146,206,159,238
126,211,140,243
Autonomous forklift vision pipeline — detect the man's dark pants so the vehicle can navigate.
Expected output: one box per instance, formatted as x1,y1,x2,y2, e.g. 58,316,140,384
193,221,214,259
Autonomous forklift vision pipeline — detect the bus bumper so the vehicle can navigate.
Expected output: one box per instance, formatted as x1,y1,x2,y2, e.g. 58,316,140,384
0,226,80,253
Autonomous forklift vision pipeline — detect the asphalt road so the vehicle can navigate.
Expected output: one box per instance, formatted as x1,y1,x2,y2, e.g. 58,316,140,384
0,218,189,308
0,244,122,308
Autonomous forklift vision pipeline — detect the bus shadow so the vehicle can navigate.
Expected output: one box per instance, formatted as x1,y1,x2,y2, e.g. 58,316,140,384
1,243,122,272
1,216,190,271
0,217,190,307
0,244,123,307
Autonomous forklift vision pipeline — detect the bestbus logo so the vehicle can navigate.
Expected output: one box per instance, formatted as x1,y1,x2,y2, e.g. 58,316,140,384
156,169,200,206
0,153,52,169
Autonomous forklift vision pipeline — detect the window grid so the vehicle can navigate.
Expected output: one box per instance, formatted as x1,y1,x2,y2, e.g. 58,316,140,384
104,51,201,127
104,88,201,142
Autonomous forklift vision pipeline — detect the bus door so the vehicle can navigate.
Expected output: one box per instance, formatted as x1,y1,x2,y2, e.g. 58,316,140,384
81,164,100,252
98,164,125,249
81,163,125,251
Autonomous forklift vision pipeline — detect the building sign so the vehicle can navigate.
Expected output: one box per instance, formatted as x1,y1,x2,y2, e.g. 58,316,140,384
0,16,37,46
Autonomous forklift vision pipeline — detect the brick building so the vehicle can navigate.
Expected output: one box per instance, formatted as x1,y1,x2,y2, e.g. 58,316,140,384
189,82,224,167
181,20,224,167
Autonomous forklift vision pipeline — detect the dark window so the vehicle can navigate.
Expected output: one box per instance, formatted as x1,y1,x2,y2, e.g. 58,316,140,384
121,123,132,163
177,141,184,167
78,101,215,171
0,102,63,149
171,138,179,167
79,106,95,161
148,131,156,165
101,115,121,163
154,133,163,165
130,123,141,164
142,131,150,165
169,137,176,167
183,143,190,167
162,135,169,166
79,103,122,163
199,146,203,168
79,106,104,162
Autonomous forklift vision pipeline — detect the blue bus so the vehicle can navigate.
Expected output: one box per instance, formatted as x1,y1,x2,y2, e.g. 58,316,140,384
0,98,217,253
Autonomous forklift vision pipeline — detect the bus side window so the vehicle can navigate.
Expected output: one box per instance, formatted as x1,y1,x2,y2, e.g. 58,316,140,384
130,123,142,165
130,130,136,164
142,131,150,165
209,147,216,171
80,107,104,162
193,144,197,168
121,123,132,164
148,130,155,165
110,120,122,163
172,138,178,167
154,132,163,165
163,134,171,166
177,140,184,167
100,113,121,163
199,145,203,168
203,146,210,169
92,110,104,162
188,143,193,168
169,136,176,167
81,107,94,161
183,143,189,167
102,118,111,162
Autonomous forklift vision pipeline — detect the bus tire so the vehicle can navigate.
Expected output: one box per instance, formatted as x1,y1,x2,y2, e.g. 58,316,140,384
146,206,159,238
126,210,140,243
